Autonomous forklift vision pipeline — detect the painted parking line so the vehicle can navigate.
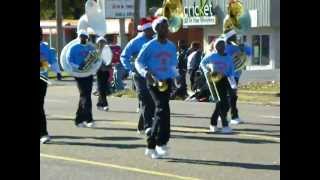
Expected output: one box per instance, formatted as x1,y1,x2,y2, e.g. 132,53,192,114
260,115,280,119
40,153,201,180
46,99,69,103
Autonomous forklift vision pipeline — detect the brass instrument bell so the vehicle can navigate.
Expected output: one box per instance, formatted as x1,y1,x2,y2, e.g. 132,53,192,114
158,80,169,92
155,0,185,33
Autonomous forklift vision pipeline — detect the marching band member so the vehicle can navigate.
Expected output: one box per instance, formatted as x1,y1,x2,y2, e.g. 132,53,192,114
120,17,155,134
95,36,110,111
225,31,252,125
200,38,235,134
40,27,60,144
48,48,62,80
135,17,178,159
66,30,96,128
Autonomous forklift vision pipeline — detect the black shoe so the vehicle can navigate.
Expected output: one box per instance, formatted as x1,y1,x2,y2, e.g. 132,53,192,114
57,73,62,80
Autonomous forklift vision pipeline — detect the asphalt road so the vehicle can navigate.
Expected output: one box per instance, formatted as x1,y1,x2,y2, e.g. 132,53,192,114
40,82,280,180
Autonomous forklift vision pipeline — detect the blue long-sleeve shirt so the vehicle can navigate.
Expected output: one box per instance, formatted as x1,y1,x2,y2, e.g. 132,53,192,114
48,48,61,73
135,39,178,80
66,43,95,69
200,52,235,78
40,41,58,77
120,32,153,73
225,43,252,78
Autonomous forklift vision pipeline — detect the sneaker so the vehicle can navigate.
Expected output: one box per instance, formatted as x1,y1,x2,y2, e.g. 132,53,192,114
76,122,86,128
230,118,243,125
85,121,95,128
40,135,51,144
93,91,99,96
209,125,219,133
145,148,160,159
155,145,169,156
145,128,152,136
97,106,109,111
137,129,144,135
221,127,233,134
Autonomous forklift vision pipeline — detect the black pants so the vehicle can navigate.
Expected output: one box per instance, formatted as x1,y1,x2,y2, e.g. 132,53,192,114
230,77,239,119
189,69,196,91
133,72,155,130
96,69,109,107
173,69,188,97
210,77,232,127
146,79,172,149
74,76,93,125
40,79,48,138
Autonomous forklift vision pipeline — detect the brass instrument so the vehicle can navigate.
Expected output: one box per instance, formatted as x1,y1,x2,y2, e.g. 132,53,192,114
155,0,185,33
40,60,49,73
222,0,251,72
40,74,52,85
77,50,99,72
223,0,251,34
204,64,222,103
158,80,169,92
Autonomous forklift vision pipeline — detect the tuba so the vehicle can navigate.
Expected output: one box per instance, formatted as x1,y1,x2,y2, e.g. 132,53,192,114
60,0,110,77
222,0,251,72
60,40,112,77
155,0,185,33
77,0,106,36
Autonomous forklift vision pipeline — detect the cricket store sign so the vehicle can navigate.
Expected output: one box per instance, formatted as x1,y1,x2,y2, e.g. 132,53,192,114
183,0,217,26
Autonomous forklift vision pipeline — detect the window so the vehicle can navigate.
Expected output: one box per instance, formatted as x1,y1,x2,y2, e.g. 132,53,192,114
251,35,270,66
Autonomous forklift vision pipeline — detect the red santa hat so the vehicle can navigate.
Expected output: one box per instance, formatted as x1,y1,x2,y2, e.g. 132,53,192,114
140,17,153,31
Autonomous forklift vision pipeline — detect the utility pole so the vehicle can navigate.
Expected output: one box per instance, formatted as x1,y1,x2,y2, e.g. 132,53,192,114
119,18,126,48
134,0,140,35
56,0,63,60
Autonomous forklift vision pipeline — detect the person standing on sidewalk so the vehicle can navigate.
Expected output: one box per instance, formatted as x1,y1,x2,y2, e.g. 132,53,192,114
48,48,62,80
171,39,189,99
200,38,235,134
120,17,155,134
135,17,178,159
105,35,125,92
66,30,96,128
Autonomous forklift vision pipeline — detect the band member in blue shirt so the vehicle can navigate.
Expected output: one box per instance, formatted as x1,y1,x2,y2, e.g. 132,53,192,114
40,27,60,144
66,30,96,128
225,31,252,125
120,17,155,134
200,38,235,134
135,17,178,159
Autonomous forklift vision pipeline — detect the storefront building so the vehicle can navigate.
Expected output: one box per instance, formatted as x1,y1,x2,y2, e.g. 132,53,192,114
181,0,280,70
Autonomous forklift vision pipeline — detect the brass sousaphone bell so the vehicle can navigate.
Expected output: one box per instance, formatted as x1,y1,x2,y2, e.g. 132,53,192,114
155,0,185,33
222,0,251,72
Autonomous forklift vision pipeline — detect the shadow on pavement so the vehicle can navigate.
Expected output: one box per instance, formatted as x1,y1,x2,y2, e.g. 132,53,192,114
108,110,139,114
171,134,279,144
51,135,142,141
47,117,125,123
164,158,280,171
171,114,211,119
47,141,145,149
94,127,137,132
